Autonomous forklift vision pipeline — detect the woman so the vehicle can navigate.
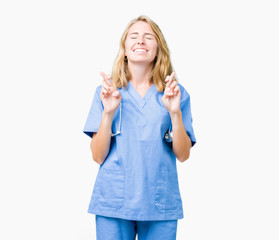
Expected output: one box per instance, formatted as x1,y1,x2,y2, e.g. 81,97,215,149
83,15,196,240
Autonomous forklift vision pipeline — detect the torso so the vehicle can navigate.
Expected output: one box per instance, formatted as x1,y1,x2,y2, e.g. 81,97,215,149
87,83,184,221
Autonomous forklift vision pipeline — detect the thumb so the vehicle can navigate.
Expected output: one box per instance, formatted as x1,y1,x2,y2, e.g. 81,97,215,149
112,90,120,98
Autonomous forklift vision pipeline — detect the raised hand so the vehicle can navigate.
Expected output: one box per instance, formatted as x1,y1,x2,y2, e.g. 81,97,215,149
100,72,122,114
161,72,181,114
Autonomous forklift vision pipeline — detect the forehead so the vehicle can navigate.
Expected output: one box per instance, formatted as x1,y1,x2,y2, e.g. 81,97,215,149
128,21,154,34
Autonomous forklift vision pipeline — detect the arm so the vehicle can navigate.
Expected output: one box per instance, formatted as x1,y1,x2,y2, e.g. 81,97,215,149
170,111,192,162
162,72,193,162
90,111,115,165
90,72,121,165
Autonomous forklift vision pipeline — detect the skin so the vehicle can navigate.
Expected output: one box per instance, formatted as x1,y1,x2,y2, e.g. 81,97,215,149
90,21,191,165
162,72,192,162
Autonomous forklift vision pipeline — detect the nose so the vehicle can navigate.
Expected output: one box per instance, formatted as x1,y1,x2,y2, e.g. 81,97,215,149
138,36,145,44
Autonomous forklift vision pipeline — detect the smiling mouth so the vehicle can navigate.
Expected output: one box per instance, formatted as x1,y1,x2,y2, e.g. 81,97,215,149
133,49,148,53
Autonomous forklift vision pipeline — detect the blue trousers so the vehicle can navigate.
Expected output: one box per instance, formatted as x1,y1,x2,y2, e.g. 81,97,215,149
95,215,178,240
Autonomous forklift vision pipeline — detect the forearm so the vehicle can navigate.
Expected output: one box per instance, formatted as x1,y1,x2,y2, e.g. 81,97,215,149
90,111,115,165
170,111,192,162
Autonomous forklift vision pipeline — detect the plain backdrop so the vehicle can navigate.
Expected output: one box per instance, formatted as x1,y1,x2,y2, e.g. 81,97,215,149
0,0,278,239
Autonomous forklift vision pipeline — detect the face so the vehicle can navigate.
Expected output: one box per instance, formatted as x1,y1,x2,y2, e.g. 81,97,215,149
124,21,158,65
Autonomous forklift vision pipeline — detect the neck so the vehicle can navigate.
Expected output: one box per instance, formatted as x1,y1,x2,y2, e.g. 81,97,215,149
128,62,153,87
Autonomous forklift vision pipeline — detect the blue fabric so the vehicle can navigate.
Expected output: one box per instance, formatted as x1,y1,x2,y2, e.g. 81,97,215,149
95,215,177,240
83,82,196,221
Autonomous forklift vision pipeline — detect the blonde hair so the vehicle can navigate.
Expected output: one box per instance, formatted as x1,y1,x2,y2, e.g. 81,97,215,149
111,15,176,92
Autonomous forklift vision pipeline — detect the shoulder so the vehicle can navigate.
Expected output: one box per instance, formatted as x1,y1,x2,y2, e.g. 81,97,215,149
177,82,190,102
88,85,102,103
91,85,102,98
96,85,102,93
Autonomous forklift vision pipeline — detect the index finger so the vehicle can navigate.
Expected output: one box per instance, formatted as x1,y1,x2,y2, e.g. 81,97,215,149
169,71,176,81
165,75,172,87
100,71,112,86
165,72,176,86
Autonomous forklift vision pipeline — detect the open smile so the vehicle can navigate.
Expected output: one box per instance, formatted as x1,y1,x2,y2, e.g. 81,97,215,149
133,48,148,53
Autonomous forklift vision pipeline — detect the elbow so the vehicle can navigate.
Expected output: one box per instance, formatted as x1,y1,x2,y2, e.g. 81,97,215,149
92,151,105,165
91,143,105,165
90,143,105,165
177,151,190,163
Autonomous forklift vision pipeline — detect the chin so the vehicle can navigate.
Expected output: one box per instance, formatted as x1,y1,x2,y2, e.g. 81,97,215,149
129,58,155,65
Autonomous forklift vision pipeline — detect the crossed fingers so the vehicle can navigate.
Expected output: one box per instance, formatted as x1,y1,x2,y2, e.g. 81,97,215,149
100,72,120,97
165,72,179,97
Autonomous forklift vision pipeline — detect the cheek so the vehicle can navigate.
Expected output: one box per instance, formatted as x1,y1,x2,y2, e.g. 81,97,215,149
151,45,158,56
124,41,134,54
124,42,128,53
151,42,158,53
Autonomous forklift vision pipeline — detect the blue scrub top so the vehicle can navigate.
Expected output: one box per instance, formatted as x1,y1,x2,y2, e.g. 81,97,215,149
83,81,196,221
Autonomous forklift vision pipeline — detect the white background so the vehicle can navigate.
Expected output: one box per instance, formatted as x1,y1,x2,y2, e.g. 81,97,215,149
1,0,278,239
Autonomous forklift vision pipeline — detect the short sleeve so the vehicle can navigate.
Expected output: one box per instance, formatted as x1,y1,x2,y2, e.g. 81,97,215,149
170,83,197,147
83,86,103,138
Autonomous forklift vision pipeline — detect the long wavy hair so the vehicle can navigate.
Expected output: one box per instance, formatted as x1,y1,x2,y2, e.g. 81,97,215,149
111,15,176,92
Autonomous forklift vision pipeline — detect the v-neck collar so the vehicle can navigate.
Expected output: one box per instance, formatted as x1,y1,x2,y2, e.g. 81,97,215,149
126,81,156,109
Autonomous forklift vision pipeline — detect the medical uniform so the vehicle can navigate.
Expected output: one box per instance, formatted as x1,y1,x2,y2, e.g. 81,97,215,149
83,81,196,238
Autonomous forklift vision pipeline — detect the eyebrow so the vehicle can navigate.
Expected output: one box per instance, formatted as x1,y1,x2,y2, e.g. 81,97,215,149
129,32,155,37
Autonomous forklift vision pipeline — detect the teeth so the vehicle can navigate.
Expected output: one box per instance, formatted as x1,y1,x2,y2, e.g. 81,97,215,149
134,49,147,52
